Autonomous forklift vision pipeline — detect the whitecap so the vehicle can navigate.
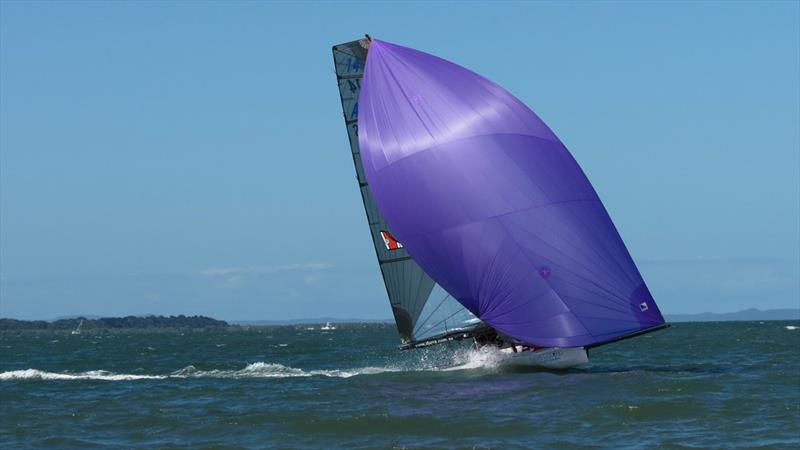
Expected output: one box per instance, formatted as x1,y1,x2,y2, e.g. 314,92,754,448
1,344,503,383
170,362,400,379
786,325,798,330
0,369,166,381
1,362,403,382
443,346,511,371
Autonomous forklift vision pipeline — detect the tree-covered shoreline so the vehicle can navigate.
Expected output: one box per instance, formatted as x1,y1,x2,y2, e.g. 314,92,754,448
0,315,229,331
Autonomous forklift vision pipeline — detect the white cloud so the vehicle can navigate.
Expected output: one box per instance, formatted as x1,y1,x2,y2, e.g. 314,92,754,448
639,256,724,263
199,263,334,277
303,273,324,286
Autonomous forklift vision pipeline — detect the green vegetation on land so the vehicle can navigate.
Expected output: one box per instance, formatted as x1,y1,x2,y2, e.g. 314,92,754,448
0,315,229,331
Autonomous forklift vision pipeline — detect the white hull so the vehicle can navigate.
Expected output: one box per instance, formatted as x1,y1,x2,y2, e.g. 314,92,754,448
499,346,588,369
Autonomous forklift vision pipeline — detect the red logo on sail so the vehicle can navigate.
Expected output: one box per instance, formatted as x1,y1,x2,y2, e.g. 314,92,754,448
380,231,403,250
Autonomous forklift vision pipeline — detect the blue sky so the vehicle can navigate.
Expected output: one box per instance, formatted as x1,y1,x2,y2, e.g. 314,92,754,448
1,1,798,320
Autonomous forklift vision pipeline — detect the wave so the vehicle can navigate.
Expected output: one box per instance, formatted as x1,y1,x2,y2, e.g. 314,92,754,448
0,362,404,382
0,369,167,381
443,346,515,371
0,347,515,382
170,362,401,379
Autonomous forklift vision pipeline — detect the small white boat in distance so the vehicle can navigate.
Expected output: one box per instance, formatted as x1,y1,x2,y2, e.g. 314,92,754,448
320,322,336,331
71,319,84,335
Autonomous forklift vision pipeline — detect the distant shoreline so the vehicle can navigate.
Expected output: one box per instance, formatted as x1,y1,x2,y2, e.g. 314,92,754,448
229,308,800,325
1,308,796,331
0,315,394,332
0,315,229,332
665,308,799,323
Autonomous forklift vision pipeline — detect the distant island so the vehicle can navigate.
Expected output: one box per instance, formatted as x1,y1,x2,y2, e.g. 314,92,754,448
666,308,799,323
0,315,229,331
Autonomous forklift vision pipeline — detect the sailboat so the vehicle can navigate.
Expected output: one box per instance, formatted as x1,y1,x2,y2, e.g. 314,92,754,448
332,37,667,369
71,319,84,335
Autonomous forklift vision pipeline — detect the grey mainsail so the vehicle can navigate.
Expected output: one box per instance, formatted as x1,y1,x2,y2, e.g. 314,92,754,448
332,38,483,347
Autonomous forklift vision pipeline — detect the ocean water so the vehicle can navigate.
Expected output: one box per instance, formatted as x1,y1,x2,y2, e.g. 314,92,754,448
1,321,798,449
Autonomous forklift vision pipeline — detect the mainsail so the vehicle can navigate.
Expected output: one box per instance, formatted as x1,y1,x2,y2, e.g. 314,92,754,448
332,39,484,347
357,39,667,349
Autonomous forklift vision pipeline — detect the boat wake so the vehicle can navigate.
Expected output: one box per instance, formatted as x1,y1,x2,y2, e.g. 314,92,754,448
0,369,168,381
0,362,404,381
171,362,401,379
442,346,514,371
0,349,516,382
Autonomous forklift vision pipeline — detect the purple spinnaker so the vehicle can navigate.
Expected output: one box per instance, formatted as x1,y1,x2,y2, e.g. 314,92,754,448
358,39,664,348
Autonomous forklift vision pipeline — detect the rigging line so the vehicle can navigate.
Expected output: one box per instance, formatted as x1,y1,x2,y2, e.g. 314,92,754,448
411,291,452,334
379,256,412,265
416,306,478,340
411,268,434,322
332,47,360,59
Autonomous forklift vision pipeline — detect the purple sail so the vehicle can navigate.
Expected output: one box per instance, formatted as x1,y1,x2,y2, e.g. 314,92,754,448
358,39,665,348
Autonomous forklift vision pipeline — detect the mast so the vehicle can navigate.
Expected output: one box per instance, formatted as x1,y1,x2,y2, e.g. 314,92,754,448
332,38,484,347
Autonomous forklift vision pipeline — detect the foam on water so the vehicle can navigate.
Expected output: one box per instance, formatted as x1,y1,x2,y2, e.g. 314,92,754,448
786,325,798,330
0,362,405,381
0,347,511,381
0,369,167,381
443,346,514,371
171,362,401,379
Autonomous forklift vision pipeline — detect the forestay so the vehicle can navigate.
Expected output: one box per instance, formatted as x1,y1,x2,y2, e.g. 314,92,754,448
332,38,483,347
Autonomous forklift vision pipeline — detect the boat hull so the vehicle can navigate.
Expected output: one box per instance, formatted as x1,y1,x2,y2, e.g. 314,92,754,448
500,346,589,369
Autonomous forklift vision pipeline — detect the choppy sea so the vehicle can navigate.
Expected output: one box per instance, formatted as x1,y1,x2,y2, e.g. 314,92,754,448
1,321,798,449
